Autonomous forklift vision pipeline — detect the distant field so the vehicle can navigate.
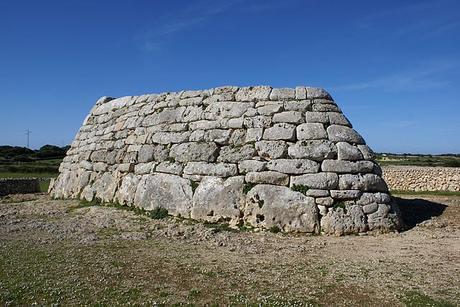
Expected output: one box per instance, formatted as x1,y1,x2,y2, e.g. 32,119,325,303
376,153,460,167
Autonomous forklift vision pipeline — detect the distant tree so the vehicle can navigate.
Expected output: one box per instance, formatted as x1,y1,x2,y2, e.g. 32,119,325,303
34,145,68,159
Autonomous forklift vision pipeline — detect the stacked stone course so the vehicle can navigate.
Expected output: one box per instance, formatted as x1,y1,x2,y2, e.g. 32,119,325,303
50,86,402,235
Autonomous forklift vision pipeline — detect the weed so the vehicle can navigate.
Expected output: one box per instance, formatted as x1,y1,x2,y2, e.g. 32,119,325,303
400,291,454,307
203,221,237,233
269,225,281,233
333,202,347,214
190,181,199,193
291,184,309,195
243,183,256,195
149,207,169,219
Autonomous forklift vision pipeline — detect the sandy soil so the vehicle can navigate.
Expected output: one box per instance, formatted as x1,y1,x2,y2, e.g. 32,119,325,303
0,193,459,306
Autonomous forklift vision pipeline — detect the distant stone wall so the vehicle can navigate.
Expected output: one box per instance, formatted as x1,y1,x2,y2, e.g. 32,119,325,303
0,178,40,196
382,166,460,192
50,86,402,235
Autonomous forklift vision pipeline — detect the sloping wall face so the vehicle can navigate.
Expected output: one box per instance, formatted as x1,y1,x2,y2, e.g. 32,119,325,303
50,86,402,235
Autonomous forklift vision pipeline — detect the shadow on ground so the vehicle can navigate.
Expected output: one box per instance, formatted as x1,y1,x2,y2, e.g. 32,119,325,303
395,197,447,230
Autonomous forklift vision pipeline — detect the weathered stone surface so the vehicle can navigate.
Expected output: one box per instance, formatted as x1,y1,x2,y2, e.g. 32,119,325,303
244,185,319,233
51,85,401,235
245,171,289,186
217,144,255,163
170,142,218,162
235,86,271,101
288,140,337,161
183,162,238,177
327,125,365,144
296,123,328,140
263,123,296,141
270,88,295,100
330,190,362,199
238,160,266,173
321,160,375,173
255,141,287,160
337,142,364,161
266,159,319,174
272,111,303,124
156,161,184,175
321,205,367,235
134,173,192,217
290,172,338,190
338,174,388,192
192,176,245,225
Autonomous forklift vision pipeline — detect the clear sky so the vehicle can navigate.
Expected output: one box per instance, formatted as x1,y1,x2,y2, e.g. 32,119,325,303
0,0,459,153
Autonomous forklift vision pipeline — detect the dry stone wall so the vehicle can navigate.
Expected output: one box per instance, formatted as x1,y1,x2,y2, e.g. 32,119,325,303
383,166,460,192
50,86,402,235
0,178,40,196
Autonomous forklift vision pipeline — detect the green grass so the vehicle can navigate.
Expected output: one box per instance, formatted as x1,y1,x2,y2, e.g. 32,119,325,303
291,184,309,195
400,291,455,307
390,190,460,197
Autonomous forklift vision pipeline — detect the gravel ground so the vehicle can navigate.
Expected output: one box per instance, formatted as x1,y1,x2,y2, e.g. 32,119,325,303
0,193,459,306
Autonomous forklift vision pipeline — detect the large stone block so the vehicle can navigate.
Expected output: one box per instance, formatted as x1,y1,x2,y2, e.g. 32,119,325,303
255,140,287,160
296,123,328,140
263,123,296,141
217,144,256,163
338,174,388,192
191,176,245,225
321,160,375,173
288,140,337,161
245,171,289,185
183,162,238,177
134,173,193,217
244,185,319,233
327,125,365,144
290,172,338,190
266,159,319,174
170,142,218,162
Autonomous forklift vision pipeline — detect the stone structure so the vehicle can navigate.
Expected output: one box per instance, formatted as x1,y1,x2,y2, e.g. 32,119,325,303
383,166,460,192
0,178,40,196
50,86,402,235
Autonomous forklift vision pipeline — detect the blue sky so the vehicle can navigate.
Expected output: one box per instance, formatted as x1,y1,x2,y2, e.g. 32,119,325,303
0,0,459,153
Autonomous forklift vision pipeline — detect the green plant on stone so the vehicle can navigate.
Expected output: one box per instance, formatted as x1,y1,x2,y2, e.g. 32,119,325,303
269,225,281,233
149,207,169,219
243,183,256,195
333,201,347,214
190,181,199,193
291,184,309,195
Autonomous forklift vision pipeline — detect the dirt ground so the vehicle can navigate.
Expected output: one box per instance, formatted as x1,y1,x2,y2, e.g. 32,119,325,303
0,193,459,306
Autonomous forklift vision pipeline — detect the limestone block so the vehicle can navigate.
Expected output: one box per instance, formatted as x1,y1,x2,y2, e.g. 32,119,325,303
181,106,203,122
367,203,401,231
358,145,375,160
151,131,190,144
327,125,365,144
245,171,289,186
321,160,375,173
138,145,155,163
235,86,271,101
179,97,203,106
169,142,218,162
355,192,392,206
229,129,246,146
244,185,319,233
142,107,185,126
153,145,170,162
312,103,340,112
315,197,334,207
328,112,351,127
266,159,319,174
284,100,311,112
321,205,367,235
191,176,245,225
288,140,337,161
263,123,296,141
296,123,327,140
183,162,238,177
206,101,253,119
272,111,303,124
295,86,307,100
255,140,287,160
290,172,338,190
305,112,329,124
306,189,330,197
257,103,283,115
218,144,256,163
330,190,362,200
134,162,156,175
306,87,332,99
238,160,266,173
270,88,295,100
245,128,264,142
134,173,193,217
115,174,140,206
228,117,244,128
338,174,388,192
363,203,379,214
337,142,364,161
156,161,184,175
94,172,120,203
189,120,221,130
243,116,272,128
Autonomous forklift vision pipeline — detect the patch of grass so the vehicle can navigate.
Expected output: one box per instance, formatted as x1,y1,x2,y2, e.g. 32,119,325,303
190,181,199,193
269,225,281,233
390,190,460,197
243,183,256,195
291,184,309,195
333,202,347,214
400,291,455,307
0,172,57,179
203,221,237,233
149,207,169,219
